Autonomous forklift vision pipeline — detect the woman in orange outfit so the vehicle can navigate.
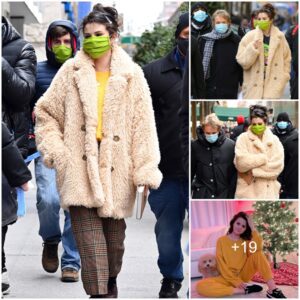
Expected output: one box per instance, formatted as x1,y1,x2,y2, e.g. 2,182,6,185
196,212,286,298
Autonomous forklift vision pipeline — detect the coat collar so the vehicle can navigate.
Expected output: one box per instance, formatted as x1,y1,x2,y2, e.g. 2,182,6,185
161,48,181,73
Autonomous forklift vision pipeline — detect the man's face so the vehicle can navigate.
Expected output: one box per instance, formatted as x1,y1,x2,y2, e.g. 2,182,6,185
179,26,189,39
52,33,71,49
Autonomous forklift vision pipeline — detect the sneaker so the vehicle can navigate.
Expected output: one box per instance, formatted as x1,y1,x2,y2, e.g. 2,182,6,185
42,242,59,273
2,269,10,295
267,288,287,298
61,268,79,282
159,278,182,298
245,284,263,294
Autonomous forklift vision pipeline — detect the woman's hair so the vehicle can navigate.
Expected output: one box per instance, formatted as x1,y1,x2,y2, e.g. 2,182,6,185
202,113,223,130
212,9,231,24
80,3,121,36
249,105,268,123
227,212,252,240
258,3,276,20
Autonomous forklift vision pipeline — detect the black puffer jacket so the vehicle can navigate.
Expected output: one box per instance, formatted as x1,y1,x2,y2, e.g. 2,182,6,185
2,16,37,158
2,122,32,226
143,48,186,178
191,126,237,199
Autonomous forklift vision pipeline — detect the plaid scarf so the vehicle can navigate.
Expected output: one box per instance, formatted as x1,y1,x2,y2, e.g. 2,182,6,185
202,28,232,79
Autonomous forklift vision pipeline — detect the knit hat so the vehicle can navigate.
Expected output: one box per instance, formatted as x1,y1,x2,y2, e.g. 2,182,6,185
175,12,189,38
191,2,208,14
276,112,290,122
236,115,245,125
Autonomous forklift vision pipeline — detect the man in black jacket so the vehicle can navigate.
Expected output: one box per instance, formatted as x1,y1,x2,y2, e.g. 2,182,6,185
2,122,32,295
143,13,189,298
31,20,81,282
2,16,36,158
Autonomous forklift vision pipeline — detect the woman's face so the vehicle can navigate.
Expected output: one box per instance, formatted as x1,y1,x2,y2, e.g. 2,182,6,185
203,124,219,135
257,12,270,21
233,217,247,236
251,117,265,126
83,22,111,39
214,15,230,26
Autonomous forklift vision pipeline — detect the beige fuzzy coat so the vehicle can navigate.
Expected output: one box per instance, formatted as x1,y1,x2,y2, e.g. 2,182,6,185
236,25,291,99
234,128,284,199
35,46,162,219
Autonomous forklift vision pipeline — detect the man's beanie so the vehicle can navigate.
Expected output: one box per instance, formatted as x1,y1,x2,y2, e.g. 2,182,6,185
191,2,208,14
276,112,290,122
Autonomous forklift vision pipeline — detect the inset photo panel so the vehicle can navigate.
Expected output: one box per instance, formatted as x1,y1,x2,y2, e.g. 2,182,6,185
190,1,298,100
190,100,298,200
190,200,299,298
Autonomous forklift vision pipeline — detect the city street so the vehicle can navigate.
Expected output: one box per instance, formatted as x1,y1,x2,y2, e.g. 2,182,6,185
4,164,189,298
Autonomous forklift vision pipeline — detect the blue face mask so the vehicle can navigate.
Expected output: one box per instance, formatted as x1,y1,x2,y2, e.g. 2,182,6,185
277,121,288,130
193,10,208,23
205,133,219,144
215,23,229,34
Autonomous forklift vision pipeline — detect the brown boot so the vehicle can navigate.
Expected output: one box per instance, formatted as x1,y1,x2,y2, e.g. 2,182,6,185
61,268,79,282
42,243,59,273
104,278,118,298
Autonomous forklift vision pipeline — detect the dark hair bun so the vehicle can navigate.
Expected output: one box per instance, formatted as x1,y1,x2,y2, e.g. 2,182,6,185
259,3,276,19
250,104,268,120
92,3,118,23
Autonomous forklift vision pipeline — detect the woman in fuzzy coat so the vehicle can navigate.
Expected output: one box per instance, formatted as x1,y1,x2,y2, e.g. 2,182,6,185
234,105,284,199
236,3,291,99
34,4,162,298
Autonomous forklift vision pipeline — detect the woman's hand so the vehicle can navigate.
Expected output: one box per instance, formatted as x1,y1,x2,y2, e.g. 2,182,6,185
254,40,262,49
239,170,254,185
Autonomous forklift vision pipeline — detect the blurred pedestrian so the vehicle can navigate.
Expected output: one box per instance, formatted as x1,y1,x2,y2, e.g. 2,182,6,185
272,112,297,144
238,17,251,38
234,105,284,199
2,16,36,158
191,2,212,39
143,12,189,298
35,4,162,298
236,3,291,99
2,122,32,295
230,115,249,142
285,22,298,99
191,113,236,199
199,9,243,99
30,20,81,282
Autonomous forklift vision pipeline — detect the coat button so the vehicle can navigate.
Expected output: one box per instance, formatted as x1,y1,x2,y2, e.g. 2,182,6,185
81,125,86,131
275,63,278,66
256,70,259,74
207,147,210,150
267,184,269,187
212,195,215,198
113,136,120,142
111,166,114,172
82,154,87,161
197,188,200,191
209,163,213,166
50,159,54,165
210,179,214,182
254,84,257,87
274,77,277,80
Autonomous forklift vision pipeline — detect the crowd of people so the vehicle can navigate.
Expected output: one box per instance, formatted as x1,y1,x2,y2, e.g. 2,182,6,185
191,2,298,99
2,4,189,299
191,106,299,200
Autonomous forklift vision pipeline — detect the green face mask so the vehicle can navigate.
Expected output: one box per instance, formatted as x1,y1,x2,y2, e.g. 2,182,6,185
257,20,271,31
251,124,266,135
253,20,259,28
52,44,72,64
83,36,111,59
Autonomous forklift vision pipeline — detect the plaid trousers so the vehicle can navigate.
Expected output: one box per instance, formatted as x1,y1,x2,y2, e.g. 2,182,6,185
69,206,126,296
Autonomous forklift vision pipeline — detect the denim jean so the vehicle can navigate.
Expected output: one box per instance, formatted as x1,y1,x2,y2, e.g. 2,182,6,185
148,178,189,281
35,156,80,271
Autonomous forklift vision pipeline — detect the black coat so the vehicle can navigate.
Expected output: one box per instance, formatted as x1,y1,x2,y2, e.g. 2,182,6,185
281,129,298,198
230,124,245,142
199,32,243,99
191,35,205,99
272,123,296,144
2,16,37,158
2,123,32,226
143,48,186,178
191,127,237,199
191,17,212,39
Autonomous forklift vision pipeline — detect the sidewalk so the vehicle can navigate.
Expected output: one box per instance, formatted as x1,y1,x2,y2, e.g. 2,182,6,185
4,164,189,298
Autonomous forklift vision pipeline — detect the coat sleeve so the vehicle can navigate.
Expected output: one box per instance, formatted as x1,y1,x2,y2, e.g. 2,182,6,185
216,238,243,287
34,61,70,169
131,66,162,189
234,134,268,173
2,122,32,187
2,43,37,111
252,136,284,179
236,34,260,71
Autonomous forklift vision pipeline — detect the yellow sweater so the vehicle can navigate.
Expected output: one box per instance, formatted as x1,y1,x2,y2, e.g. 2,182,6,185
216,230,263,286
96,71,110,140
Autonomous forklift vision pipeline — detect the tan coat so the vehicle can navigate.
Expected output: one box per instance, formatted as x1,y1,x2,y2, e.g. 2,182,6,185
234,128,284,199
35,46,162,219
236,25,291,99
